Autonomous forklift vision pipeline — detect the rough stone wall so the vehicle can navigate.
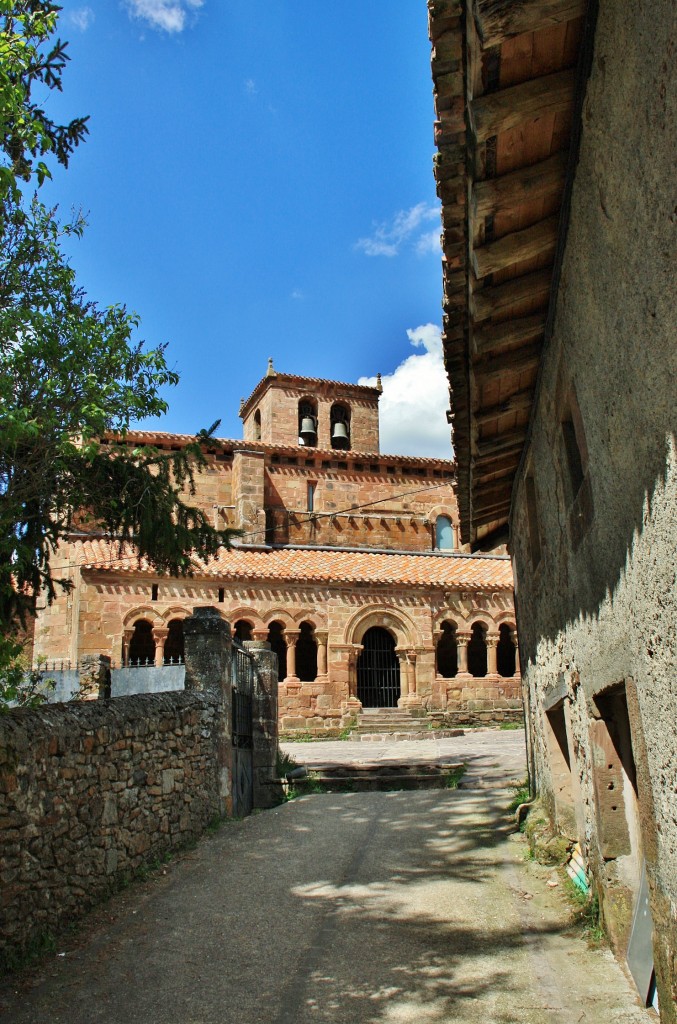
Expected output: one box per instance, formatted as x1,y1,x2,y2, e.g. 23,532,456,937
510,0,677,1010
0,692,220,962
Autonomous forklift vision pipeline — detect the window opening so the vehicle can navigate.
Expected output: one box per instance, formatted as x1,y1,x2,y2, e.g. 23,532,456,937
497,624,516,676
296,622,317,682
218,588,225,603
151,583,159,602
128,619,155,665
437,622,458,678
330,403,351,450
467,622,487,677
299,400,318,447
435,515,454,550
268,621,287,681
164,619,185,664
307,482,316,512
253,409,261,441
234,620,253,642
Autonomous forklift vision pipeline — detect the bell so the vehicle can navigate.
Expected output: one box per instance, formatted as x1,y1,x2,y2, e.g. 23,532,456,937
299,416,317,446
331,421,349,448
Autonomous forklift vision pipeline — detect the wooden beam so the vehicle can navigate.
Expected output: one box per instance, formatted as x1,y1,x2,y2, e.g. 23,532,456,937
477,426,528,455
473,342,542,382
472,151,568,220
474,445,523,468
470,69,575,142
472,268,552,321
472,505,511,529
474,388,534,425
472,313,545,357
472,215,559,278
474,0,585,50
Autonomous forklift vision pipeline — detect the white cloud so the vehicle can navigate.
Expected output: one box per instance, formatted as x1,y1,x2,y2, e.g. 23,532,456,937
415,227,442,256
355,202,440,258
69,6,94,30
125,0,203,33
244,78,258,96
290,288,304,301
359,324,453,459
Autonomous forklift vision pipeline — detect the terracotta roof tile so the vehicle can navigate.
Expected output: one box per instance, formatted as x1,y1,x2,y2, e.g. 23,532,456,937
75,539,513,590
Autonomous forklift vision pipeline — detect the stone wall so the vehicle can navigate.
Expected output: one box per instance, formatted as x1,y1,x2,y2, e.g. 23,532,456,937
0,692,220,964
510,0,677,1011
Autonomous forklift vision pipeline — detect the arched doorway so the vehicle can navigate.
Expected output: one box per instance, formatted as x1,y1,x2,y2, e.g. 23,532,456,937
296,622,317,682
164,619,184,664
268,621,287,681
128,619,155,665
357,627,400,708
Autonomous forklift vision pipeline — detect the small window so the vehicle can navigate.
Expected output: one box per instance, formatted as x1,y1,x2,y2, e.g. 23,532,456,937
151,583,159,601
253,409,261,441
218,587,225,603
562,417,584,497
307,482,316,512
370,463,379,473
435,515,454,550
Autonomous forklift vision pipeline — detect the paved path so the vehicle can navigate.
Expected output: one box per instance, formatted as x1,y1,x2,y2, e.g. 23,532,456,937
1,733,650,1024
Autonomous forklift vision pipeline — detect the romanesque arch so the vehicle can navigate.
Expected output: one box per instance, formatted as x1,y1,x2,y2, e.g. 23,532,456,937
343,605,418,649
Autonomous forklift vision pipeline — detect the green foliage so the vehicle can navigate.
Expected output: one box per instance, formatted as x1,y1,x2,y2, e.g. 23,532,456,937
0,1,89,202
445,764,466,789
499,721,523,730
562,876,605,945
0,634,53,710
275,749,300,777
507,777,532,813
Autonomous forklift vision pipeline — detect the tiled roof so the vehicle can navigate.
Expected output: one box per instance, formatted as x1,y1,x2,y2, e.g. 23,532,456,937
75,539,513,590
103,431,456,469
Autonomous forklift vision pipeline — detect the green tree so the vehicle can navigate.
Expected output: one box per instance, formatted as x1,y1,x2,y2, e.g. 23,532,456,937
0,3,236,643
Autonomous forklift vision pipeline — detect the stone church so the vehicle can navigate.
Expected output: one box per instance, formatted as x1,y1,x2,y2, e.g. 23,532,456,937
33,362,520,731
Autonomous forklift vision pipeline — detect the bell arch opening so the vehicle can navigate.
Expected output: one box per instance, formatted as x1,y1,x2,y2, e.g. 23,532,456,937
356,627,400,708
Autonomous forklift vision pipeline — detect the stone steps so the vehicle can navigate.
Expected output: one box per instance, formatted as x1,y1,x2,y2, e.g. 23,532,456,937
293,761,466,792
353,707,432,738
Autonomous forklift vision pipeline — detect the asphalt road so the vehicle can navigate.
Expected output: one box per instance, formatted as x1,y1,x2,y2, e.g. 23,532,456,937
0,733,650,1024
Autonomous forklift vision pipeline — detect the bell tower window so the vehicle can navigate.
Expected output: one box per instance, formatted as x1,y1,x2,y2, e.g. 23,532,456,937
298,400,318,447
330,403,351,450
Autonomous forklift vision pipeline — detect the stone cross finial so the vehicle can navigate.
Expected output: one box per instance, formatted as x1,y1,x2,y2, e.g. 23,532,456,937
267,357,276,376
376,372,383,392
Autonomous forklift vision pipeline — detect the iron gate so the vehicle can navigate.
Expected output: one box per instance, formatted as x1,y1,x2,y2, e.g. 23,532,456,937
356,627,401,708
232,643,254,817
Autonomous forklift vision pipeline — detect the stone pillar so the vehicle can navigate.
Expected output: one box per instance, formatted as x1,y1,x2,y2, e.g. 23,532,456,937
396,650,409,701
284,629,300,682
152,627,168,667
432,630,442,675
487,636,499,677
400,650,423,708
122,629,133,667
79,655,111,700
315,630,328,679
245,640,281,809
456,631,471,675
183,606,233,816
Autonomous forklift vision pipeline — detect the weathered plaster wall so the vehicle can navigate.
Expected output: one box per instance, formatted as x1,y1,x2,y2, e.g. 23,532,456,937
511,0,676,1009
0,693,221,963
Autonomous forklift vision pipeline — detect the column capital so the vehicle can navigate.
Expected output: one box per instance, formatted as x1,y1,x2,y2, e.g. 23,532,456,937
456,631,472,645
486,635,499,649
284,629,300,649
314,629,328,644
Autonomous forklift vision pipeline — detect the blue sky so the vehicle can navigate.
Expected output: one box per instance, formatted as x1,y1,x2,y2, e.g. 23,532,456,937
44,1,452,457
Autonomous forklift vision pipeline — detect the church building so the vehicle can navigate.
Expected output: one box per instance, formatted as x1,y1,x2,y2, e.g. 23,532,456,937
32,362,520,732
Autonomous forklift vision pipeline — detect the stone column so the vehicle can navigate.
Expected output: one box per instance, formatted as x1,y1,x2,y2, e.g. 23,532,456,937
284,629,300,682
432,630,442,675
183,606,233,816
396,650,409,701
152,627,168,667
400,650,423,708
487,635,499,677
122,629,133,667
315,630,328,679
79,655,111,700
245,640,281,810
456,631,471,676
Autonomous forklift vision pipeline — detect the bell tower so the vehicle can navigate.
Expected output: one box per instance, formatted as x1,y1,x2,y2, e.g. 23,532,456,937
239,360,383,453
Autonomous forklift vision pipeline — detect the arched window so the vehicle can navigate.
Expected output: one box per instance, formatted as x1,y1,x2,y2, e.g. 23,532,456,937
298,399,317,447
164,619,184,664
234,620,253,642
437,622,458,678
253,409,262,441
467,622,487,677
330,403,351,450
128,619,155,665
268,621,287,682
497,624,516,677
435,515,454,550
296,622,317,682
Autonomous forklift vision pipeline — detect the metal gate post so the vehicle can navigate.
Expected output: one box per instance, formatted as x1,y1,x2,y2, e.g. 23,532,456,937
184,606,234,817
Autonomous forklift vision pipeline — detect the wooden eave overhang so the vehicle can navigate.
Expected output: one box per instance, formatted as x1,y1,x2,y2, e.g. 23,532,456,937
429,0,588,547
